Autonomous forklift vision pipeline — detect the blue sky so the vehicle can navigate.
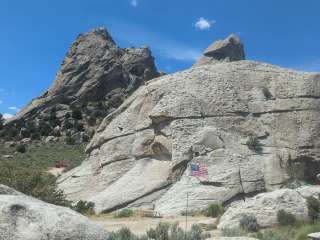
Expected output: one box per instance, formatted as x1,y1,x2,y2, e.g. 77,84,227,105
1,0,320,117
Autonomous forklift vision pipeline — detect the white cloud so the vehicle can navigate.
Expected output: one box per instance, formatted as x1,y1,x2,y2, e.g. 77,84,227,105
130,0,138,7
3,113,14,119
9,106,20,112
194,17,215,30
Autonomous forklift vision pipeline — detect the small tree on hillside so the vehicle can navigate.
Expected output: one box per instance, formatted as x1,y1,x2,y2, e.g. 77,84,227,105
0,113,4,130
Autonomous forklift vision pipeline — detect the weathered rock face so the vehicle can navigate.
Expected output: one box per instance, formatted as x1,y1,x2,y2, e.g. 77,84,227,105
218,189,309,229
0,184,22,195
58,36,320,215
195,34,245,66
5,27,158,140
0,186,109,240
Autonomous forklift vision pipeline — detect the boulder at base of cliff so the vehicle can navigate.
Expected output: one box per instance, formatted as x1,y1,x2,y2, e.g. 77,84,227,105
218,189,309,230
0,185,109,240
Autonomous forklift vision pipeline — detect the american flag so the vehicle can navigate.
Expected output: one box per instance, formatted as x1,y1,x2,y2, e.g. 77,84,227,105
190,163,208,177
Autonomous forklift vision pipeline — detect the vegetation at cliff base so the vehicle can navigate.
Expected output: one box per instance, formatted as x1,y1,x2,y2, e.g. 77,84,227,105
0,140,86,206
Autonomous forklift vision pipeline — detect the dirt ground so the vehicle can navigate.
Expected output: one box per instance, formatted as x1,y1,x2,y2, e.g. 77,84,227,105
47,167,65,176
90,215,220,238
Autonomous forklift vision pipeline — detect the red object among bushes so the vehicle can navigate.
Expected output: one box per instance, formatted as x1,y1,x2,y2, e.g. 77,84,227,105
54,160,69,168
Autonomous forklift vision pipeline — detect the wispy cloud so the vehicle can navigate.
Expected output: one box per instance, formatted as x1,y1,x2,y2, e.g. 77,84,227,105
9,106,20,112
161,48,200,61
194,17,216,31
130,0,138,7
3,113,14,119
109,20,201,62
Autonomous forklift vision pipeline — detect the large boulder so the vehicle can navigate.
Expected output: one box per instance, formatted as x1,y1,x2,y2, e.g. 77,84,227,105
194,34,245,66
218,189,309,229
0,184,22,195
58,35,320,215
0,185,109,240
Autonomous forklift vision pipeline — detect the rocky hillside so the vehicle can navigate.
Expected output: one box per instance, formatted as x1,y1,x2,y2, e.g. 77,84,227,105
1,27,159,143
58,34,320,216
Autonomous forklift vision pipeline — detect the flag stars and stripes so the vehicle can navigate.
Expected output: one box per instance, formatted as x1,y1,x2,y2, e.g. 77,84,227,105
190,163,208,177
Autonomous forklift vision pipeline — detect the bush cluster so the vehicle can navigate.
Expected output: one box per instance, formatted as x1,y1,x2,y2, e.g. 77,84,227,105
108,227,146,240
239,214,260,232
0,161,69,207
72,200,95,215
277,209,296,226
246,135,261,152
203,203,224,218
307,196,320,222
16,144,26,153
115,209,134,218
107,222,210,240
146,222,208,240
251,222,320,240
0,113,4,130
0,106,88,141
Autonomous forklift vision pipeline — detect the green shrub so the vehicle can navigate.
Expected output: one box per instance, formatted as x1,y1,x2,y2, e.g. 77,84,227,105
73,120,84,131
3,125,19,140
246,135,261,152
0,162,69,207
0,113,4,130
107,223,210,240
16,144,26,153
63,119,73,129
65,136,75,145
255,228,293,240
284,155,305,182
221,228,248,237
203,203,224,218
277,210,296,226
72,200,95,215
251,223,320,240
307,196,320,222
261,87,273,99
146,222,208,240
30,131,41,140
115,209,134,218
295,223,320,240
87,114,97,126
49,110,60,127
39,122,52,136
147,222,170,240
72,108,82,120
239,214,260,232
108,227,147,240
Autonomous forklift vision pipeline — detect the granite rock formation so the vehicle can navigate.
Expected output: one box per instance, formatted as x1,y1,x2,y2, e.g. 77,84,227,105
0,185,109,240
194,34,245,66
218,189,309,229
58,34,320,215
4,27,158,142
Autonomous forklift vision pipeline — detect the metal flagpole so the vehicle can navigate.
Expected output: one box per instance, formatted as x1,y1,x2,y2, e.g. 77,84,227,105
185,192,189,232
185,164,190,240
